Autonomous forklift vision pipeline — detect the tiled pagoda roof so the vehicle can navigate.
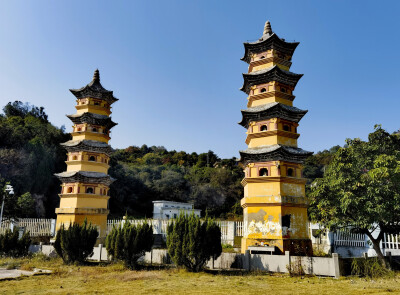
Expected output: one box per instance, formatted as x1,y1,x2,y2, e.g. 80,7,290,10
67,112,117,130
61,140,113,156
241,66,303,94
55,171,115,186
241,33,299,64
239,102,308,128
70,69,118,104
239,144,313,164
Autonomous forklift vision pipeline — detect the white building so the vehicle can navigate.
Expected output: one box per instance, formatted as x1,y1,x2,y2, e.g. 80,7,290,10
152,200,201,220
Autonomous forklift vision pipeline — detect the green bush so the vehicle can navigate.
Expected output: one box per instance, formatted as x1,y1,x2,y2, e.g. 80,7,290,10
167,214,222,272
222,244,235,253
351,257,394,278
105,220,154,269
0,228,31,257
54,220,98,264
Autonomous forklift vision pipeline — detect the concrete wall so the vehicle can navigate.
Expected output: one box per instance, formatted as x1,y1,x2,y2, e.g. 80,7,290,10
249,252,290,273
141,249,169,264
290,256,337,277
29,245,343,277
206,253,242,269
334,246,369,258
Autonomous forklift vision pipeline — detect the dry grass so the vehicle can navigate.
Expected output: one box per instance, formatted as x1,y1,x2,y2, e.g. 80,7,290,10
0,256,400,294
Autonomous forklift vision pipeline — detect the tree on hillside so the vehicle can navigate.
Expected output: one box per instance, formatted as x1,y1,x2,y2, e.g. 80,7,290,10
0,101,69,217
309,126,400,268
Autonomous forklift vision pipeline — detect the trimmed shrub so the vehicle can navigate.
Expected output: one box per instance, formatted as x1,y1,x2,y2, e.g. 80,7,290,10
0,228,31,257
54,220,98,264
167,214,222,272
351,257,394,278
105,220,154,269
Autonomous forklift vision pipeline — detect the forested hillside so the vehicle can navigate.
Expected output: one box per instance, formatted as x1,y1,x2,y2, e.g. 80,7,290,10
0,101,337,219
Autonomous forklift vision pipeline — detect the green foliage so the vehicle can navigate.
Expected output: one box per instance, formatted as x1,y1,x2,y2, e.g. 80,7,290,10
54,220,98,264
166,214,222,272
0,228,31,257
309,125,400,267
105,220,154,269
17,192,36,217
302,145,340,183
351,258,394,278
221,244,235,253
311,246,330,257
109,146,243,219
0,101,243,219
0,101,69,218
286,259,305,277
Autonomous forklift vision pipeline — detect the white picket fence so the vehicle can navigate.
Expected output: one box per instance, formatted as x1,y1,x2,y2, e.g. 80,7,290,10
3,218,399,253
334,229,366,247
383,233,400,250
107,219,243,244
236,221,244,237
216,221,228,241
107,219,171,237
0,218,54,236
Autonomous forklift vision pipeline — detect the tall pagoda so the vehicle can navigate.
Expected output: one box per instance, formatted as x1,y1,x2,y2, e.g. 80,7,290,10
55,69,117,240
239,21,313,254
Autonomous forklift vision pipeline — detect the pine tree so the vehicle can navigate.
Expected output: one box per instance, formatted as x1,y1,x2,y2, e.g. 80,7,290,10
166,213,221,272
54,220,98,264
105,220,154,269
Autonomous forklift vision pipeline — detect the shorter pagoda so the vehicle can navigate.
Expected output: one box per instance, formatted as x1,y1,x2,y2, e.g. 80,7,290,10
55,69,117,239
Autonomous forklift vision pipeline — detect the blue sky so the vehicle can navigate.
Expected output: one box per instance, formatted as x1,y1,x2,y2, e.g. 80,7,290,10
0,1,399,158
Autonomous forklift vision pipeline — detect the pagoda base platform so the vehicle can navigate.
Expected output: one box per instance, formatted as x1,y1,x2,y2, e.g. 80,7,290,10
241,237,313,256
55,211,108,241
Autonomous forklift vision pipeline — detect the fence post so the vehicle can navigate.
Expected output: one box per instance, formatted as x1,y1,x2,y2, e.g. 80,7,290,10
386,251,392,267
244,250,251,271
227,222,235,246
98,244,103,262
285,251,290,273
155,219,162,235
10,219,17,232
50,219,56,237
332,253,340,279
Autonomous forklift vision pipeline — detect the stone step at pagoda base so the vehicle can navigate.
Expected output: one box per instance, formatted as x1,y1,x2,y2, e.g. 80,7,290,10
241,237,313,256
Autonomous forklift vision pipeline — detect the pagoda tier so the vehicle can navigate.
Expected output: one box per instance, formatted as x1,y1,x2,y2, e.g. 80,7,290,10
55,171,114,186
240,65,303,94
241,30,299,64
67,113,117,130
70,70,118,104
240,144,313,164
61,140,113,156
239,102,307,128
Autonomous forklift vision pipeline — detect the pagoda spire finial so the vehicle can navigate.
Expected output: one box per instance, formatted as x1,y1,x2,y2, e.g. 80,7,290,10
93,69,100,82
263,20,272,35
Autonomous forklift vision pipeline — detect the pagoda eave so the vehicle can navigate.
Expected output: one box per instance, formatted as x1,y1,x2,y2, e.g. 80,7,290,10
54,171,115,186
240,66,303,94
239,145,313,165
70,88,118,104
67,113,117,129
239,102,308,128
241,33,299,64
61,140,113,156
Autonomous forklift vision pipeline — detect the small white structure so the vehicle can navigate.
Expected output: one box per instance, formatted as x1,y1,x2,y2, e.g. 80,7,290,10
152,200,201,219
